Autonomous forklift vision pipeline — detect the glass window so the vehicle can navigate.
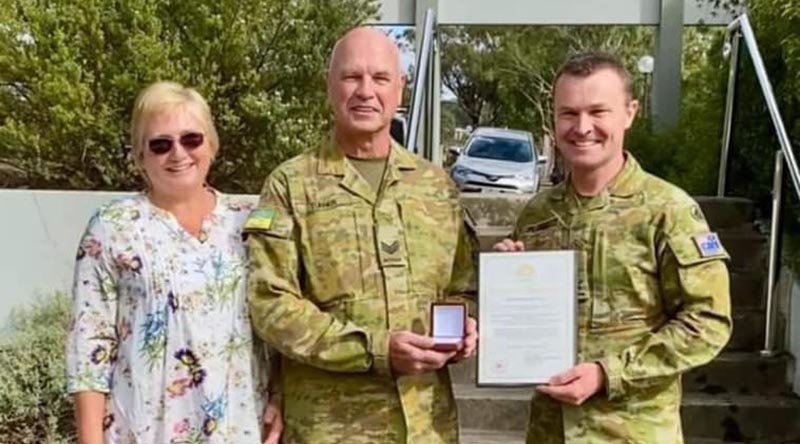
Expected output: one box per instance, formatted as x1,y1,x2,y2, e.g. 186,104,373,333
465,136,533,162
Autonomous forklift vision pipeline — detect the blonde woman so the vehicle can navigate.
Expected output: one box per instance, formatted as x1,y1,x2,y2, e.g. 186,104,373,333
66,82,281,444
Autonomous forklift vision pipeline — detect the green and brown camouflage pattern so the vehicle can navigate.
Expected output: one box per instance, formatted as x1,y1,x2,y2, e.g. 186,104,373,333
513,154,732,444
245,139,477,444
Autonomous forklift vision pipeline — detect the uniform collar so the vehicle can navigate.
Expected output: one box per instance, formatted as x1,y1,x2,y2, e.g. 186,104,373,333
316,137,417,177
316,137,417,204
549,152,645,208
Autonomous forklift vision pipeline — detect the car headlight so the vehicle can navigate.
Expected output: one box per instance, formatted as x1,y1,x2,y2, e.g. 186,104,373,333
451,165,471,180
515,173,535,181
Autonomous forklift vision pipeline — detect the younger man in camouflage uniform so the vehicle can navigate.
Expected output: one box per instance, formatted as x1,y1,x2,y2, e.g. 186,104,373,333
245,27,478,444
495,53,732,443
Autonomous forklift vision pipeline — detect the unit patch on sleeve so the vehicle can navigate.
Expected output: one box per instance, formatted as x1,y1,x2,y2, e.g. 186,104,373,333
692,232,724,257
244,208,277,232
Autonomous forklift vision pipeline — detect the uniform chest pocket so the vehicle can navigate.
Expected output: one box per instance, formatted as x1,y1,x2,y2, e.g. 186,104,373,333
303,204,365,303
399,199,459,293
519,218,564,251
589,226,658,329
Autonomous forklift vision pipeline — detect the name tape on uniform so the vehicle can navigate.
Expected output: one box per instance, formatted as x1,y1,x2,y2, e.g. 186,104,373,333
692,232,724,257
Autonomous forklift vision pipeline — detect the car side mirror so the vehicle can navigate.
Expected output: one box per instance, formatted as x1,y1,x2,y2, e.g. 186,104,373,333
537,155,548,164
448,146,462,156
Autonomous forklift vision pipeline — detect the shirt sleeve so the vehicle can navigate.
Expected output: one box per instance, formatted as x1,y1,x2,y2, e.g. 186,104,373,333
246,173,390,377
443,207,479,317
66,212,119,394
599,202,733,400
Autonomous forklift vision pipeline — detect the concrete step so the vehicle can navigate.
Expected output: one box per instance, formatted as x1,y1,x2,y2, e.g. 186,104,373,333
450,353,792,395
731,271,766,309
683,352,792,395
454,385,800,441
682,393,800,441
460,429,525,444
728,309,770,352
721,229,769,272
455,384,533,432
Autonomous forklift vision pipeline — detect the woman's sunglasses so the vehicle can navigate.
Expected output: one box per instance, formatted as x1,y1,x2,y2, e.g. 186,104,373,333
147,132,205,155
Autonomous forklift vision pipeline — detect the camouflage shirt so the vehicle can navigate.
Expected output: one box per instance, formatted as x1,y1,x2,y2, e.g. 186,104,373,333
245,140,477,444
515,154,732,444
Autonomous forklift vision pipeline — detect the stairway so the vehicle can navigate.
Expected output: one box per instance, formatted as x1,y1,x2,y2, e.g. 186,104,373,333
457,195,800,444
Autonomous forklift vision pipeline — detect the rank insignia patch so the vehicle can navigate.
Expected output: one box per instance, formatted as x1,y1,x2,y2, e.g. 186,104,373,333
381,241,399,254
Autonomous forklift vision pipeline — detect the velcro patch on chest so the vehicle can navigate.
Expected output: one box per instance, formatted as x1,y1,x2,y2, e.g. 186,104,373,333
244,208,277,231
692,232,724,257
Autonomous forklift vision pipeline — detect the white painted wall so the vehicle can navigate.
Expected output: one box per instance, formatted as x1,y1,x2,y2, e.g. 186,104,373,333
0,190,257,325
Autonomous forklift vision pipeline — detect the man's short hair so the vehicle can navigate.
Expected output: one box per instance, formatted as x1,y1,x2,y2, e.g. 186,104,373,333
552,52,634,100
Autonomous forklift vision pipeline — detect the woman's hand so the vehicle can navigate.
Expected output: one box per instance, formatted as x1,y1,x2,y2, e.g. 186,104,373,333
74,391,106,444
262,394,284,444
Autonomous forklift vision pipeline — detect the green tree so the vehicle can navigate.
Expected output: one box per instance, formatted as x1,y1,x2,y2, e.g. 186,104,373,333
439,26,504,127
0,0,377,193
437,24,656,170
493,26,654,141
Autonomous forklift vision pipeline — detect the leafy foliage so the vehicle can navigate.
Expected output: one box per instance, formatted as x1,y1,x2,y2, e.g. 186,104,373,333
0,293,74,444
0,0,377,193
438,25,655,147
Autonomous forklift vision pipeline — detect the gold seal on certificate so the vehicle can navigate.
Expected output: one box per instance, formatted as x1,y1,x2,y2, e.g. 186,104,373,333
477,250,578,386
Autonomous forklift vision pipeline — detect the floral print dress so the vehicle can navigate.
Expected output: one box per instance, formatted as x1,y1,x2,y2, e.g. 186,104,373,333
66,193,266,444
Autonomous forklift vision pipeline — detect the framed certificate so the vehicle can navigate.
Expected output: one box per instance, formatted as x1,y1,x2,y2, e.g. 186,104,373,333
477,250,578,386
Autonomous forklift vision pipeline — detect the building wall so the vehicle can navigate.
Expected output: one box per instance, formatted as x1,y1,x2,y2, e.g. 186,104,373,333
0,190,257,325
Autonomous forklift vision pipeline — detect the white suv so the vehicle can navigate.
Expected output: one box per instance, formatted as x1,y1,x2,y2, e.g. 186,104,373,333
449,127,540,194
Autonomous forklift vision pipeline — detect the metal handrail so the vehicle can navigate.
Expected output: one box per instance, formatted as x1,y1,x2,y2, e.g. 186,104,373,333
406,8,435,155
764,150,785,356
718,13,800,356
716,30,740,197
719,14,800,198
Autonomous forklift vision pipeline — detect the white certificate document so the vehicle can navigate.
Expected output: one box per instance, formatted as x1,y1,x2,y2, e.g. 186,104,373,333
478,250,578,386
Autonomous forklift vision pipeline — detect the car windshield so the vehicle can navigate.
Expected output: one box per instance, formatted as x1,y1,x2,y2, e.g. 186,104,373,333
465,136,533,162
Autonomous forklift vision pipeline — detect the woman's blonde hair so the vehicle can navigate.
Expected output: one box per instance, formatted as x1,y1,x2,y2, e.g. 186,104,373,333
129,81,219,173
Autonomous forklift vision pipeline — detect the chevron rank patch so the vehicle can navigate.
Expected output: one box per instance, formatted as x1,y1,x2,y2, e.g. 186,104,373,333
244,208,276,232
692,232,724,257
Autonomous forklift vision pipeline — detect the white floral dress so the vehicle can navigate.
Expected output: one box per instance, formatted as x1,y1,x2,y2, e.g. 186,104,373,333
66,193,266,444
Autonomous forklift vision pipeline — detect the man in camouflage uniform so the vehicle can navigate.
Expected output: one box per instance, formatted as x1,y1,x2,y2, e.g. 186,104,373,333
245,27,478,444
495,52,732,443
